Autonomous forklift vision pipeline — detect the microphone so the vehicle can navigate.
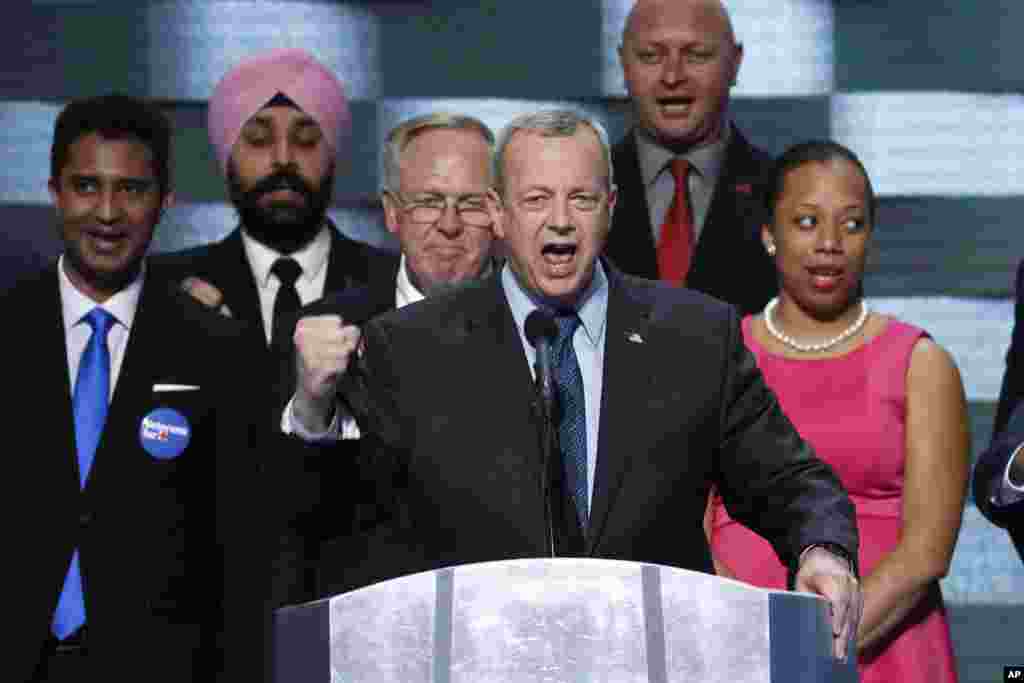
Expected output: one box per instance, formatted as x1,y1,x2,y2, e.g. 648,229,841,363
525,309,558,408
525,309,559,558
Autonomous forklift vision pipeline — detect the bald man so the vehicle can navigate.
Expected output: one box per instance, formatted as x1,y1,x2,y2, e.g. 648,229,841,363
604,0,777,316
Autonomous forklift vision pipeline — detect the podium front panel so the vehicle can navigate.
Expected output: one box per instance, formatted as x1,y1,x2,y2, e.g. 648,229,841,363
275,558,856,683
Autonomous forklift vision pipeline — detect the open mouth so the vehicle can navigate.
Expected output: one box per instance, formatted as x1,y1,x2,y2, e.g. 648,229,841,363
540,243,580,277
542,242,577,265
657,97,694,117
807,265,844,290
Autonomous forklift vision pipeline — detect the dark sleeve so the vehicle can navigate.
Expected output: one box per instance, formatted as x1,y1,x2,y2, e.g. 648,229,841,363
337,317,409,453
712,308,860,577
993,259,1024,438
321,318,425,592
264,322,362,608
337,316,411,527
207,312,348,682
974,401,1024,527
208,318,273,682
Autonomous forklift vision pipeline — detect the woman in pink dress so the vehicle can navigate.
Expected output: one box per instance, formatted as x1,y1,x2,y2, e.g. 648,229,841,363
707,141,968,682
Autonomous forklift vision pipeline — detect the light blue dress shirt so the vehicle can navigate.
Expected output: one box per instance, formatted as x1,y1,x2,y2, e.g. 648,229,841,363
500,262,609,511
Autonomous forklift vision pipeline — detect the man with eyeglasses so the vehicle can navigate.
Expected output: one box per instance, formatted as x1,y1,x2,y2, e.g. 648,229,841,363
380,113,497,305
283,111,497,409
280,112,498,594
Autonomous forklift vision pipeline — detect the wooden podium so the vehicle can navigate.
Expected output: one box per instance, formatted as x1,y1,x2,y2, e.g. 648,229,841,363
274,558,858,682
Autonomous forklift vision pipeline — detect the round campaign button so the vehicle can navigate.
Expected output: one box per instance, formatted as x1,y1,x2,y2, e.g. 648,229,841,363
139,407,191,460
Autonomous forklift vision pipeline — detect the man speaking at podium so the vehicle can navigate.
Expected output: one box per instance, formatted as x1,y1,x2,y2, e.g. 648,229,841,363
290,109,863,659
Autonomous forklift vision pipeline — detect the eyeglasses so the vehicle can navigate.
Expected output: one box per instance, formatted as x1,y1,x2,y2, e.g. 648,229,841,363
391,192,492,227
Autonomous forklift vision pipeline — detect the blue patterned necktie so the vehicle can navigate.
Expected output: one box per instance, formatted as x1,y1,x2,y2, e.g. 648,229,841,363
551,311,588,530
53,307,115,639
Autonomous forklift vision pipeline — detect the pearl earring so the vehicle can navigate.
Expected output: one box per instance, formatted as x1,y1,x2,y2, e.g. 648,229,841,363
766,243,776,256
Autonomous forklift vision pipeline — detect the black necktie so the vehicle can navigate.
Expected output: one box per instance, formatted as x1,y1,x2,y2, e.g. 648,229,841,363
271,257,303,349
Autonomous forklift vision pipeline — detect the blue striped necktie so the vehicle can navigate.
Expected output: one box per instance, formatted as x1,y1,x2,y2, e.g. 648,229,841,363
551,311,588,530
53,307,115,639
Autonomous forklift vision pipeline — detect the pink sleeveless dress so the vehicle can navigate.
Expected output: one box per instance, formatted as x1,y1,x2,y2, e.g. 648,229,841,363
710,316,958,683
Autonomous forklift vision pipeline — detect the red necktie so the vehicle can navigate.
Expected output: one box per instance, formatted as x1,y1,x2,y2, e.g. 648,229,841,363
657,158,693,285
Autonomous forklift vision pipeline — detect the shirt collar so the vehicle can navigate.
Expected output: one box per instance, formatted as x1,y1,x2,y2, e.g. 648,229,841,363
58,254,143,332
395,253,426,308
501,259,609,349
635,123,732,189
240,223,331,288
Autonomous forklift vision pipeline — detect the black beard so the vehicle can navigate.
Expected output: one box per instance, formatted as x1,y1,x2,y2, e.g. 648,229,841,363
228,162,334,254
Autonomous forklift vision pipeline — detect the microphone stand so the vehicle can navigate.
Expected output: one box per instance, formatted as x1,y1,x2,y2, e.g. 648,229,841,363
526,309,561,559
533,359,557,558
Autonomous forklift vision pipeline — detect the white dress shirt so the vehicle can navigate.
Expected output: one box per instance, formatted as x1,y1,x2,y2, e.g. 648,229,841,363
59,255,143,401
394,254,426,309
241,225,331,344
282,255,425,441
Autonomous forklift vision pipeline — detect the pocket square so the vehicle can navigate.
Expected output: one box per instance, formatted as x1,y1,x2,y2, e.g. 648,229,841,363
153,383,201,392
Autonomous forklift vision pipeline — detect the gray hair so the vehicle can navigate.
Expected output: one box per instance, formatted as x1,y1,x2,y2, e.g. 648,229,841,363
380,112,495,193
492,109,615,195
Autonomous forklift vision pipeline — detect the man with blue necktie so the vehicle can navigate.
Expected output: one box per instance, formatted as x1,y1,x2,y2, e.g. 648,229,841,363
3,95,273,682
291,109,864,660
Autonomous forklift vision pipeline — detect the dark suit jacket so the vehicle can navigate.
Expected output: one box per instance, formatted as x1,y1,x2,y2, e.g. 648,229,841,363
604,126,777,316
152,225,398,613
979,260,1024,563
273,251,400,599
330,265,857,590
973,403,1024,563
993,259,1024,437
4,262,281,682
152,224,393,357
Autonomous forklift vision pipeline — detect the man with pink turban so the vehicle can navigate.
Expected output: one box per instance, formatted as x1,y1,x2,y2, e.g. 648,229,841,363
157,47,392,361
153,52,395,653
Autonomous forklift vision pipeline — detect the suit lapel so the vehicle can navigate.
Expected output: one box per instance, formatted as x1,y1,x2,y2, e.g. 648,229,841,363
323,224,357,295
212,229,267,349
587,267,656,554
607,132,659,279
687,128,765,295
37,270,80,498
464,274,546,485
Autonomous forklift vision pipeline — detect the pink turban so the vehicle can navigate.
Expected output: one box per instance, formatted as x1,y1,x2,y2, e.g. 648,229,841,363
207,48,351,172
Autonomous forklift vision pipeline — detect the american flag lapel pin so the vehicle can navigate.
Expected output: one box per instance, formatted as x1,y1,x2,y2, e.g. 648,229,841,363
735,182,753,194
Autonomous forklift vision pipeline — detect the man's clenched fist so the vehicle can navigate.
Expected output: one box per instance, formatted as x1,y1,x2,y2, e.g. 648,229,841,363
292,315,361,432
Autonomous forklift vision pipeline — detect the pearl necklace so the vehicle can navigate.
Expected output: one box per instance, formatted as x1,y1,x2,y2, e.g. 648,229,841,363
764,297,869,353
